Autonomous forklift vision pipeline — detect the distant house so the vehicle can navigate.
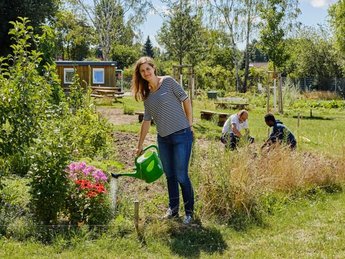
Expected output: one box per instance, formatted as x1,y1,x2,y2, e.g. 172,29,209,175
55,61,123,93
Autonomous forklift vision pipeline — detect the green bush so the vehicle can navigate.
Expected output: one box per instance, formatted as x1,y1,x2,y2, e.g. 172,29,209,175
195,62,235,92
29,108,114,225
29,121,72,225
0,176,31,237
68,73,90,113
0,18,51,159
0,18,67,177
0,18,116,231
123,104,135,115
65,109,114,159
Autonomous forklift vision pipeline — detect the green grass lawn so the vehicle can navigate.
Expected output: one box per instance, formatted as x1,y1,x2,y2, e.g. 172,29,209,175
1,190,345,258
2,95,344,258
111,96,345,157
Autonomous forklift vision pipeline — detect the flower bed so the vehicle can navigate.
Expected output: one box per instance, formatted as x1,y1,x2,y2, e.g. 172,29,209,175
65,162,113,226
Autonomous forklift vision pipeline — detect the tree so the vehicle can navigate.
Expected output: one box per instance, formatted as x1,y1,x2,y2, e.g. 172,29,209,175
143,36,154,58
200,29,235,70
247,39,268,62
284,26,342,83
71,0,150,60
241,0,260,92
0,0,59,57
258,0,300,74
111,44,141,68
157,0,202,65
329,0,345,73
54,10,94,60
205,0,259,92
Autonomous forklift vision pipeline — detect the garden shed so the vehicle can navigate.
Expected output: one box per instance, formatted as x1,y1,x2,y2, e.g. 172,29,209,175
55,61,124,97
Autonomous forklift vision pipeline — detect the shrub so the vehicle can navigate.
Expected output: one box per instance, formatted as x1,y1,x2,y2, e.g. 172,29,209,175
68,73,90,113
195,62,235,92
65,162,113,226
0,177,32,238
29,123,72,225
64,109,114,159
0,18,66,176
123,104,135,115
0,18,51,159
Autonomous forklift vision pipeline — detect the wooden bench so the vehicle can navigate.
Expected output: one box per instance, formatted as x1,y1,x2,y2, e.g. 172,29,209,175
215,97,249,110
135,111,145,123
200,110,229,127
90,93,104,98
214,102,249,110
135,111,154,124
91,87,124,102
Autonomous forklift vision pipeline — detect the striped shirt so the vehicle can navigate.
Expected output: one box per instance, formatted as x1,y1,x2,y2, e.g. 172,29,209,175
143,76,190,137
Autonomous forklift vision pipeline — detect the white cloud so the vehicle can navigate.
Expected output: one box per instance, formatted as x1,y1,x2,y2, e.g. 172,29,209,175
309,0,335,8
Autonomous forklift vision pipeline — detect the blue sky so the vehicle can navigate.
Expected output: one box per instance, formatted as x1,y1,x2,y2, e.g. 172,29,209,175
140,0,337,48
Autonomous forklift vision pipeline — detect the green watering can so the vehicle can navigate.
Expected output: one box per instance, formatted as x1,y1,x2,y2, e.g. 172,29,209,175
111,145,164,183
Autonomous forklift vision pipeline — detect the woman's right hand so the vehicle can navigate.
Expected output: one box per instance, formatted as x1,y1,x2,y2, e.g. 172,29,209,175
135,146,143,157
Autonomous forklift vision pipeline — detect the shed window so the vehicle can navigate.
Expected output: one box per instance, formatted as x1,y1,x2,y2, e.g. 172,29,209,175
93,68,105,84
64,68,75,84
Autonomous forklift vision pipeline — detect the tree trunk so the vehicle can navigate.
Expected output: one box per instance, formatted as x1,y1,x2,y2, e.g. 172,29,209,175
242,0,252,93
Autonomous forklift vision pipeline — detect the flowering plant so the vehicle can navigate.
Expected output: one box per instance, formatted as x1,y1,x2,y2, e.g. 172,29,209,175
65,161,112,225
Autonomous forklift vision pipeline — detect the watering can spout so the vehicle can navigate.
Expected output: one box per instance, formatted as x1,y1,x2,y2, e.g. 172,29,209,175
111,173,121,179
111,172,137,179
111,145,164,183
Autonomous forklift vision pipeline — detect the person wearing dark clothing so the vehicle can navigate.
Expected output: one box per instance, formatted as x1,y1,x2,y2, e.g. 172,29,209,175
262,113,297,150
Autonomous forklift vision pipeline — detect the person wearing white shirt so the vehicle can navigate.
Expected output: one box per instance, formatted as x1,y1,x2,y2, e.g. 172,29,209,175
221,110,253,150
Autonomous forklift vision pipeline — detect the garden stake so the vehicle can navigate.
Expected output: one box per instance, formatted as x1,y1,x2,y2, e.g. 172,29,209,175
134,200,139,234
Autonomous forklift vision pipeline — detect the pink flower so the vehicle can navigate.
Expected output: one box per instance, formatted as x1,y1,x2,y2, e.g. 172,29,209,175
92,170,107,182
82,166,94,176
68,162,77,171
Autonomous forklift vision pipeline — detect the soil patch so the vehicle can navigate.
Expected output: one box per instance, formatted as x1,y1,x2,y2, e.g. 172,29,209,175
96,107,156,168
96,107,138,125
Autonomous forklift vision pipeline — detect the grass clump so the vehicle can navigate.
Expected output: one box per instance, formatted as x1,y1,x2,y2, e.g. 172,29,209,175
192,143,345,229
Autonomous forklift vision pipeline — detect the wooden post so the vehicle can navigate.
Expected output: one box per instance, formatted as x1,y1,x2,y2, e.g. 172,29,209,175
266,83,270,113
310,109,313,118
278,75,284,114
88,65,92,86
134,200,139,235
273,78,277,111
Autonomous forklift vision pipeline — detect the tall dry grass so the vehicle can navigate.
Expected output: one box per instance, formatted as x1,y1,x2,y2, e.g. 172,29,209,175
191,143,345,227
303,91,341,100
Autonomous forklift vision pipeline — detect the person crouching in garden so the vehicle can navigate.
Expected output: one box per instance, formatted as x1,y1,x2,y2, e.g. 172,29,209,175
262,113,297,150
132,56,194,225
221,109,254,150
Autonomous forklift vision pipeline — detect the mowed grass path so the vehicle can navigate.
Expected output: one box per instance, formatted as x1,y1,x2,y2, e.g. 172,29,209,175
1,191,345,258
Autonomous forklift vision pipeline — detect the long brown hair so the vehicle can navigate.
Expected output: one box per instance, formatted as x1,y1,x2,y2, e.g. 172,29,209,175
131,56,157,101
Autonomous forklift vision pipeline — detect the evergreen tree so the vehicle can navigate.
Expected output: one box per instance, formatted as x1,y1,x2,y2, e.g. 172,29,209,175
143,36,154,58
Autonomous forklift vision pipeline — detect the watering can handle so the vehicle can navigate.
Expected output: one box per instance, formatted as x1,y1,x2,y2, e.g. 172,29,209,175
135,145,159,163
143,145,159,153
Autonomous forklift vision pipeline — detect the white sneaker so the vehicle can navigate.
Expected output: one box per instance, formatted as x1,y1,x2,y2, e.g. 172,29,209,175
162,208,179,219
183,215,192,225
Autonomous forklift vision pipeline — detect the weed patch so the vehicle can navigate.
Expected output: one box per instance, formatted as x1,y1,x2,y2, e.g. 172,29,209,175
191,143,345,229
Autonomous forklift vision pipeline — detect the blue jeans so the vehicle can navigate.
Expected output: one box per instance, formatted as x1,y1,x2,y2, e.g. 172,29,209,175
157,127,194,216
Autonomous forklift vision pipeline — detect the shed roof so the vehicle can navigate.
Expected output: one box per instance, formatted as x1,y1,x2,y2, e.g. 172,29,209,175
56,61,117,66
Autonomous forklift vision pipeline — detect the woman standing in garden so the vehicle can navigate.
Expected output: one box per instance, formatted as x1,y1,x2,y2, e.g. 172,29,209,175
132,56,194,225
